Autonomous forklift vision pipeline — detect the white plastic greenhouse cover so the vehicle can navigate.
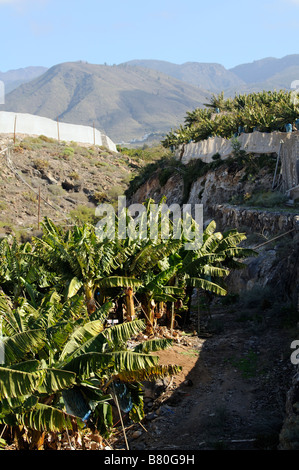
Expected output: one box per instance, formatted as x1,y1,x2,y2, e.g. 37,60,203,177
0,111,117,152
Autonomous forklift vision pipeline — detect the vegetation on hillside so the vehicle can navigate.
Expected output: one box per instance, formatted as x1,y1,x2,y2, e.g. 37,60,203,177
126,138,279,206
161,90,299,149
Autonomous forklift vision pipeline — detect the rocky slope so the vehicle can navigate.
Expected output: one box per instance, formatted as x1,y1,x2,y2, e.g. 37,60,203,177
129,153,299,298
0,133,152,239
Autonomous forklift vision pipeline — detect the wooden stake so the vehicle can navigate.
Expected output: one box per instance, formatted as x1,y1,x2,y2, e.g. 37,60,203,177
93,121,96,146
37,187,41,229
112,384,129,451
14,115,17,144
57,117,60,143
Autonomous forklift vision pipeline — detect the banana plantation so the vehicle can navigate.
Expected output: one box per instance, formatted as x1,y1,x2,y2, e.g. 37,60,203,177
0,199,255,450
162,90,299,149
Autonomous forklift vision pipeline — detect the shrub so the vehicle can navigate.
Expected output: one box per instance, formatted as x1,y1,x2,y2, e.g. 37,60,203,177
33,158,49,171
246,191,288,208
69,205,98,224
61,147,75,158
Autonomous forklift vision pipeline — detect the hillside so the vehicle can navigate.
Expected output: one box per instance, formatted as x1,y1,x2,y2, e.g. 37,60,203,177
2,55,299,145
230,54,299,84
1,62,209,143
124,55,299,96
123,60,244,92
0,133,166,239
0,66,48,94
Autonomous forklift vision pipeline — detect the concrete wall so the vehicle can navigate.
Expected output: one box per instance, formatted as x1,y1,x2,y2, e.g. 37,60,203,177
176,131,291,164
0,111,117,152
176,131,299,192
281,133,299,192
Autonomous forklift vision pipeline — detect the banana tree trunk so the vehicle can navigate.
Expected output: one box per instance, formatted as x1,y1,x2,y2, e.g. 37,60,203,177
125,287,135,321
84,283,96,315
29,430,45,450
14,426,28,450
143,296,154,336
170,302,175,335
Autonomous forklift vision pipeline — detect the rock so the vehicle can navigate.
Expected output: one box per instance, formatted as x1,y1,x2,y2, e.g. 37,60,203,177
132,430,143,439
146,411,158,421
42,172,58,185
279,368,299,449
183,379,193,386
62,178,82,192
90,441,100,450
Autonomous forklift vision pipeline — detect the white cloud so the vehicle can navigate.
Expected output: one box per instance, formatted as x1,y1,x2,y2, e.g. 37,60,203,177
0,0,48,6
0,0,49,14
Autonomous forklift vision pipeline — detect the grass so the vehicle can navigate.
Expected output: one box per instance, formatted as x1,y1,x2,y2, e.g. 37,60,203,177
178,349,200,357
230,349,259,378
69,205,99,224
243,190,288,208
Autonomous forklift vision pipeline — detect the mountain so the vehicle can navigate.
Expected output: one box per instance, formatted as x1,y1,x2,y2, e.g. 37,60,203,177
1,61,210,142
124,55,299,95
0,66,48,93
3,55,299,144
230,54,299,84
123,59,244,93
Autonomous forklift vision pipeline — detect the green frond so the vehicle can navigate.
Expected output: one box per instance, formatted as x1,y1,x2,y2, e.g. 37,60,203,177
65,277,83,299
61,352,114,379
37,368,77,394
18,403,74,432
102,319,146,347
98,276,143,289
59,319,105,361
92,401,113,438
219,247,257,259
186,277,227,296
133,338,173,353
116,364,182,383
0,367,43,399
203,220,217,236
215,232,247,252
129,239,182,276
199,265,230,278
89,301,114,322
109,350,160,374
2,329,46,365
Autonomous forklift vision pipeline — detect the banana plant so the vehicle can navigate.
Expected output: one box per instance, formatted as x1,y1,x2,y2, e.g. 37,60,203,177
0,289,181,448
32,218,143,315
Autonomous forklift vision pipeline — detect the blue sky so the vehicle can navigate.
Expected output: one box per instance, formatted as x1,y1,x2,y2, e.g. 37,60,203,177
1,0,299,72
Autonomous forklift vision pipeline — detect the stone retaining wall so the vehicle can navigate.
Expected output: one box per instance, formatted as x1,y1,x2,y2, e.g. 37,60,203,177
210,203,299,236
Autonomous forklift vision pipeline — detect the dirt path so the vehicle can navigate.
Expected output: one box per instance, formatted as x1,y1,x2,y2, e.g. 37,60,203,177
112,303,296,451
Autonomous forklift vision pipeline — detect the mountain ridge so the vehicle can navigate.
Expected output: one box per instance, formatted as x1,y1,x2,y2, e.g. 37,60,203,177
2,54,299,143
0,66,48,94
1,61,210,142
